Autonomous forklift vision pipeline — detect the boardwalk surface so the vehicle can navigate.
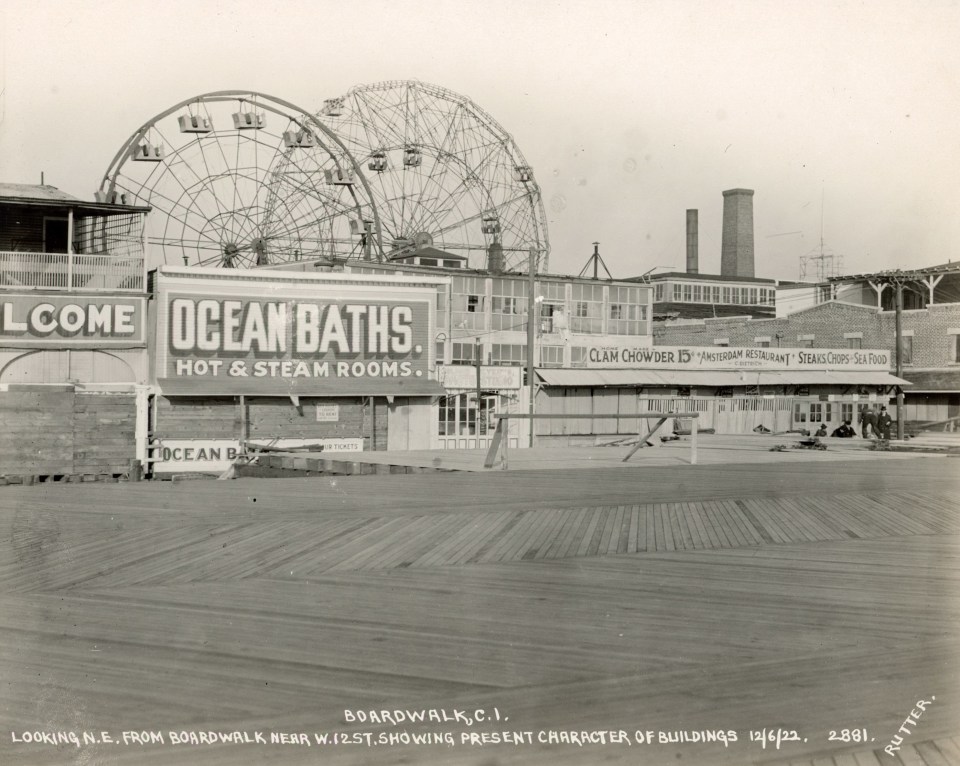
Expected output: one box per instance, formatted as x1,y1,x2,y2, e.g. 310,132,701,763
264,433,926,472
0,456,957,765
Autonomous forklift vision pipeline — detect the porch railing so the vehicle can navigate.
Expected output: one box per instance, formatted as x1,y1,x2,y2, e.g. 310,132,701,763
0,251,146,292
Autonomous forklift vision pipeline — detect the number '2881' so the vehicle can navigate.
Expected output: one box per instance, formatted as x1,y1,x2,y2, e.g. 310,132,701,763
828,729,869,743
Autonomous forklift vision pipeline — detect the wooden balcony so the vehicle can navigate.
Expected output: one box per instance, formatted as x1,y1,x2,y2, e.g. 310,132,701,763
0,251,146,292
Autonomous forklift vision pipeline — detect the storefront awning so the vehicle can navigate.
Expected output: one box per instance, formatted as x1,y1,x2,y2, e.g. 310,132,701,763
749,371,911,386
535,369,747,387
899,370,960,392
535,369,911,388
157,376,446,398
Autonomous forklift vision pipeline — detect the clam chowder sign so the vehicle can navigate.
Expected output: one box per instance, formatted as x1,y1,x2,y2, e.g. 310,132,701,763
585,345,891,370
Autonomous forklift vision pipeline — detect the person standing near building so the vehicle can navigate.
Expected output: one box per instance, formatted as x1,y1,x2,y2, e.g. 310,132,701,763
877,406,893,440
860,407,878,438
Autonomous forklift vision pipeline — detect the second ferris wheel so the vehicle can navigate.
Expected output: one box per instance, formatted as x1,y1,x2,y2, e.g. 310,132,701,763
319,80,551,273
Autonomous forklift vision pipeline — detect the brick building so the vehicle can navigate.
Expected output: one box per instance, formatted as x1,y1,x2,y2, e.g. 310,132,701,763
655,299,960,426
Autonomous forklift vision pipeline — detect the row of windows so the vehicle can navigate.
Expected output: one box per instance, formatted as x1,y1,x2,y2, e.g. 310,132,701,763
654,282,775,306
452,296,648,335
447,343,610,367
448,342,529,366
794,402,877,424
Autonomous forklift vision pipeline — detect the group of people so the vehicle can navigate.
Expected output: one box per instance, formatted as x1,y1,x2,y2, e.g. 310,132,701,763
816,421,855,438
859,405,894,439
813,406,893,440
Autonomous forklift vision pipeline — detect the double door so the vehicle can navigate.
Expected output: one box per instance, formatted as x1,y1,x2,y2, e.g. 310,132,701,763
437,392,515,449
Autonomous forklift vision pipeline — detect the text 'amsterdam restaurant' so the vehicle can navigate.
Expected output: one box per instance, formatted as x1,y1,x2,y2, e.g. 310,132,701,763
532,344,908,439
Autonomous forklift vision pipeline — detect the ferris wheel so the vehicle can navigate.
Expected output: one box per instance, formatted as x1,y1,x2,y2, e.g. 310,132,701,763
99,91,381,268
318,80,550,272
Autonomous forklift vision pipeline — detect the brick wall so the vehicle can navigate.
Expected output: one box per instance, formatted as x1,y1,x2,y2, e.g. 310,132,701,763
654,301,960,370
721,189,754,277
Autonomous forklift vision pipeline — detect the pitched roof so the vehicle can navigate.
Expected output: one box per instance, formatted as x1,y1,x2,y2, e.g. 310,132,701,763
0,183,82,203
0,182,151,213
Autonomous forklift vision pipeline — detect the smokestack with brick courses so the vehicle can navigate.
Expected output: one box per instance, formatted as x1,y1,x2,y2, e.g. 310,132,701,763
686,209,699,274
487,241,505,274
721,188,755,278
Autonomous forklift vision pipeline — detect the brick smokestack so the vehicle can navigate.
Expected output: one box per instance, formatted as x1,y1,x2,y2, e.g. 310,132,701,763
721,188,755,277
486,241,505,274
686,209,698,274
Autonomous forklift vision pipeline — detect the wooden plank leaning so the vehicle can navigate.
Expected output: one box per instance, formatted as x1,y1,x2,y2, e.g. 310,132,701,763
484,413,700,470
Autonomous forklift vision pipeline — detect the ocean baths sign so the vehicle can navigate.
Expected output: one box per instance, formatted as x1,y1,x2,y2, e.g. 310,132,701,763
153,270,440,395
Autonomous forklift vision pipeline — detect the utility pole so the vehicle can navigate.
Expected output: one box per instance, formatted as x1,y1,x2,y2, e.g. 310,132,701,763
474,337,483,436
895,280,904,440
527,248,536,448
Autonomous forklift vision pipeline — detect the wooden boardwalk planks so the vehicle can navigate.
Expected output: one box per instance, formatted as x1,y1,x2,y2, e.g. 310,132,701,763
0,458,957,766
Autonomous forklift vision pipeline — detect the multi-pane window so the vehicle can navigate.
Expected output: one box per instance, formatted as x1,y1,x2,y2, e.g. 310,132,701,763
570,284,603,333
490,344,527,366
672,284,682,301
722,287,731,304
540,345,564,367
435,286,448,330
608,285,643,335
683,284,692,302
693,285,702,302
809,403,832,423
846,337,862,349
438,393,496,436
451,342,478,366
539,281,567,331
749,288,758,304
901,336,913,364
793,403,807,423
571,347,588,367
494,296,518,314
538,302,556,333
491,278,529,330
711,286,721,303
841,403,854,423
452,276,486,331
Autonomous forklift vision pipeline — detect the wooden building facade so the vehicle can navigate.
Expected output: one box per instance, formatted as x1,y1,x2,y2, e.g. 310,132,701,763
0,184,150,480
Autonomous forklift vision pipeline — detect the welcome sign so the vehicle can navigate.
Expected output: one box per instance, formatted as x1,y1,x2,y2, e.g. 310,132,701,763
0,293,145,347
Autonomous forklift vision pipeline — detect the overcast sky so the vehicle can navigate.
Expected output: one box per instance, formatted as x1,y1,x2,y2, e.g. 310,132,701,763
2,0,958,281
